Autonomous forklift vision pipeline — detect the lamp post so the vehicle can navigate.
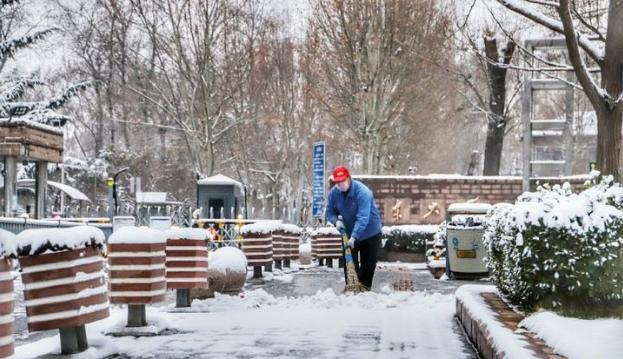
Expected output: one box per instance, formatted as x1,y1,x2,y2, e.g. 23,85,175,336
108,167,129,220
244,185,248,220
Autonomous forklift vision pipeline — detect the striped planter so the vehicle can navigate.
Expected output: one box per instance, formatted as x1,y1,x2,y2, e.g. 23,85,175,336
314,234,343,260
165,238,208,289
272,230,286,265
0,259,13,358
281,231,300,260
19,246,109,332
311,234,318,259
241,232,273,267
108,242,167,304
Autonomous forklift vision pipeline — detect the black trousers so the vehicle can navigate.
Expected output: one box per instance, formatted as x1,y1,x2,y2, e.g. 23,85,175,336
343,233,382,289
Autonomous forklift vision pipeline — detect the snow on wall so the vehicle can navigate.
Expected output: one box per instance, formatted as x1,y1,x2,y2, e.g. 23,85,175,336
456,285,536,359
382,225,439,235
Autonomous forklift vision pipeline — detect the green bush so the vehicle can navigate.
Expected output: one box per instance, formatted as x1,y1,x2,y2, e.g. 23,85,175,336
382,225,438,254
484,177,623,313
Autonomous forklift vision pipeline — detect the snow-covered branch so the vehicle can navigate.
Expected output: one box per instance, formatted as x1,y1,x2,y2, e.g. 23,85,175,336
557,0,606,111
0,29,54,60
496,0,604,63
0,79,44,103
46,81,92,109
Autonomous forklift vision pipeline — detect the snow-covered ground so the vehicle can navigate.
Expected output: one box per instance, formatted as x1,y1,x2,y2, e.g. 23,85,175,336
522,312,623,359
15,263,477,358
16,289,474,359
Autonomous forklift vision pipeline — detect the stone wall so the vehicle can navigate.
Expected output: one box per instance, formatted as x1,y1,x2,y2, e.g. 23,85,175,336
355,175,588,225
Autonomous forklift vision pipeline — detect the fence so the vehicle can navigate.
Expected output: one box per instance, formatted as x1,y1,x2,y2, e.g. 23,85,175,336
0,217,113,238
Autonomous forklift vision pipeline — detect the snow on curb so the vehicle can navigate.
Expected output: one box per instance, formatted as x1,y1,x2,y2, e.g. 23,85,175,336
455,285,537,359
521,312,623,359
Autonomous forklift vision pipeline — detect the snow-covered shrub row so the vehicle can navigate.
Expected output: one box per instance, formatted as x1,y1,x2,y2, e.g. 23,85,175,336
382,225,438,253
484,177,623,310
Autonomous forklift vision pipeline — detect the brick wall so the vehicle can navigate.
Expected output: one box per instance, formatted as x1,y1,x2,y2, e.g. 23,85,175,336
355,175,588,225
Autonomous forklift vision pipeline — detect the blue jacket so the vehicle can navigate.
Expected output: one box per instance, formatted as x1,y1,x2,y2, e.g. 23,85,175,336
325,180,382,242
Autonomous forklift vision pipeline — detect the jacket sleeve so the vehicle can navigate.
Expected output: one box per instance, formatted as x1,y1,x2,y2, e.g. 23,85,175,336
351,187,372,240
325,190,338,225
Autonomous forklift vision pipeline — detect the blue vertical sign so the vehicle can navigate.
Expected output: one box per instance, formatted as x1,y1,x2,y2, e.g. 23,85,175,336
312,142,326,218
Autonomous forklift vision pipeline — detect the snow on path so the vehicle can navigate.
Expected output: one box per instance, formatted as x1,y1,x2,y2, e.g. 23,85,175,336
15,289,473,359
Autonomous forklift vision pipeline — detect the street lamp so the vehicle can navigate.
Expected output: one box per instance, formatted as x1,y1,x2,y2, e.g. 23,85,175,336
107,167,129,219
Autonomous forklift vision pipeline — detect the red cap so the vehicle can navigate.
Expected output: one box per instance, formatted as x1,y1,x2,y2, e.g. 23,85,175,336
332,166,350,182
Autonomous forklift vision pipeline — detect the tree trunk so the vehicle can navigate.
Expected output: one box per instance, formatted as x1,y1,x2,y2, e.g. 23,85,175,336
482,37,515,175
598,1,623,179
596,108,622,178
483,122,505,175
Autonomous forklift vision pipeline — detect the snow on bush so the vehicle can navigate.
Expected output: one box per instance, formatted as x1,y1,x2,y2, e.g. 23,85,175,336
209,247,247,274
382,225,438,253
15,226,105,256
484,177,623,310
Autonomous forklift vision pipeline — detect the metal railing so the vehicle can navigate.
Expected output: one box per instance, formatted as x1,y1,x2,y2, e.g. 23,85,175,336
0,217,113,238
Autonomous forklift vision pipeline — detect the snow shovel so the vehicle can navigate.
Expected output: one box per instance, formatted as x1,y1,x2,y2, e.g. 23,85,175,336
338,225,367,293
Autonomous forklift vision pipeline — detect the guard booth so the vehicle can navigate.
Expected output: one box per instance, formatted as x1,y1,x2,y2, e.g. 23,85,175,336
197,174,243,219
445,202,492,279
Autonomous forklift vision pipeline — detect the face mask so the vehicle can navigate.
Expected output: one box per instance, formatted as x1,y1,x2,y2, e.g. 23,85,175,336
336,180,350,192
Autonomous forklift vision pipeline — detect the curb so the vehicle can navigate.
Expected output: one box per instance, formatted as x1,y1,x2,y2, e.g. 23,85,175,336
456,292,566,359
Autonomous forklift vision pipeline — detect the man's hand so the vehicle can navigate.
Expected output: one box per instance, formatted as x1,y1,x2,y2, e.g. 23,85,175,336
335,220,345,232
347,237,356,249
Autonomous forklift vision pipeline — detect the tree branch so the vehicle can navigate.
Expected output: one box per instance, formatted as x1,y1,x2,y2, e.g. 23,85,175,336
557,0,606,112
496,0,604,63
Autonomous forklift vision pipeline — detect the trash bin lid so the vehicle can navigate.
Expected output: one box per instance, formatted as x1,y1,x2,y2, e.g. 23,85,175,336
447,202,492,215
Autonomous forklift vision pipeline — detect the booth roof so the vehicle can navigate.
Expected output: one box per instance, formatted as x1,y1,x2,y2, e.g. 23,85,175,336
197,174,243,189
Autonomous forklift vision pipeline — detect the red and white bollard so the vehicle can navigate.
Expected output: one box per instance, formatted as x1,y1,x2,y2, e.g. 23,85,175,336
164,228,211,307
17,226,109,355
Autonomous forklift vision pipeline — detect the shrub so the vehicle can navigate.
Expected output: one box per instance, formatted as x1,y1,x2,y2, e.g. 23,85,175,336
382,225,438,254
484,177,623,312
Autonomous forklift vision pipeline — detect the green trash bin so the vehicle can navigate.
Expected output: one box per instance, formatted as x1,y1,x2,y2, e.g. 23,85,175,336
445,203,492,279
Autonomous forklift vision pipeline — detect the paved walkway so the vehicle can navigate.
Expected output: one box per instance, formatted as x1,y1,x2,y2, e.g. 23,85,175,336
14,262,479,358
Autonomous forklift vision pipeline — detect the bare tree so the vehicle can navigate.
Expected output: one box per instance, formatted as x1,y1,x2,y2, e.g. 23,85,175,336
309,0,455,174
496,0,623,179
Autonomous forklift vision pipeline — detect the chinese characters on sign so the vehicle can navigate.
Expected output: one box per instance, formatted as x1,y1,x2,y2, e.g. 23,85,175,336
312,142,325,218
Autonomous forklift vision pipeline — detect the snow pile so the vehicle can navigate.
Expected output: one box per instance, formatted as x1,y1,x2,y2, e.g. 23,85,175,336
209,247,247,274
15,226,105,256
299,242,311,254
311,227,339,236
484,178,623,310
108,226,167,244
0,229,17,258
165,227,213,241
456,285,537,359
521,311,623,359
239,221,282,235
